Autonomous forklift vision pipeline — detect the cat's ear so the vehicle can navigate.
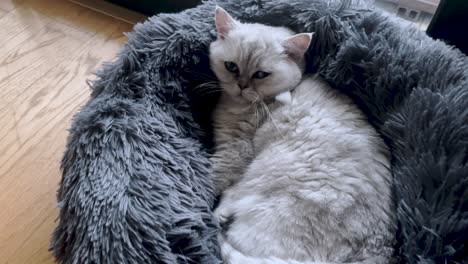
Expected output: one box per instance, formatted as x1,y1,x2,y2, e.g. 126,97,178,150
215,6,237,40
282,33,313,59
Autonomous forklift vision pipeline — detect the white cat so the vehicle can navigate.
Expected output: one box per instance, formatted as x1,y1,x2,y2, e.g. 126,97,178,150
209,7,395,264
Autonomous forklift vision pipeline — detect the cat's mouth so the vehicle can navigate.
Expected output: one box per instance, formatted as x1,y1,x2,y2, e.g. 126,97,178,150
240,88,259,102
223,86,262,103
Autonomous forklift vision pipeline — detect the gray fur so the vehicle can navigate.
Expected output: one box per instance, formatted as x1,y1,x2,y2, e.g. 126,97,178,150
51,0,468,264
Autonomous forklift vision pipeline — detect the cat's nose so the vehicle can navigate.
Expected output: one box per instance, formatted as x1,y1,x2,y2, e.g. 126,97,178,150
238,82,249,90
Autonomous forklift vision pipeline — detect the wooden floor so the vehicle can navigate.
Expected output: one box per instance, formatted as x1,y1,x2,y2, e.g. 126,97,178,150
0,0,135,263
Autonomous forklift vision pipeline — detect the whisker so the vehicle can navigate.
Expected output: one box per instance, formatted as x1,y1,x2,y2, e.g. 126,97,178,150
196,87,223,93
249,96,259,108
193,80,231,92
193,83,221,92
193,86,218,92
186,71,218,81
197,89,223,96
194,81,218,86
260,100,285,139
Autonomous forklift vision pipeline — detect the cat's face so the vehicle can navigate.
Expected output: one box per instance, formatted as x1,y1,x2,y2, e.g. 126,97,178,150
209,7,312,102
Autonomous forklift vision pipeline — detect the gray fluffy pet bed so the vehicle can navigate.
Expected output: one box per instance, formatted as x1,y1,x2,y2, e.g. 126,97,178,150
51,0,468,263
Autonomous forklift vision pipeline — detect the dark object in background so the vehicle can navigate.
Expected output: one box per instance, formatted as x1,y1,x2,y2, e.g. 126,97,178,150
106,0,201,15
427,0,468,55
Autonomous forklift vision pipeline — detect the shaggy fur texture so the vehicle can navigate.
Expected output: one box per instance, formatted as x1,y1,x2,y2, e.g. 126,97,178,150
51,0,468,264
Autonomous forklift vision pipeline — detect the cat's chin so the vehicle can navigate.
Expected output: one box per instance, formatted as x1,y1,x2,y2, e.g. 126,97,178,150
230,95,251,104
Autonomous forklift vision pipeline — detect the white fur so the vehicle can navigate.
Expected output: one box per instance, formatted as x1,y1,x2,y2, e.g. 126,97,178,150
209,8,394,264
213,76,394,264
275,91,292,105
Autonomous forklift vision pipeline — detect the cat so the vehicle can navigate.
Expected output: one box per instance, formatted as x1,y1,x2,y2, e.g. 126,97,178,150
209,6,395,264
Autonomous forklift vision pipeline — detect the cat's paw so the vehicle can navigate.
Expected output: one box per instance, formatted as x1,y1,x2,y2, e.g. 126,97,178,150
214,206,235,233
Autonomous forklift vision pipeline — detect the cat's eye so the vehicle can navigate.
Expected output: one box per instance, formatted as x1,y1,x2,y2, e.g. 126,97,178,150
224,61,239,74
253,71,271,79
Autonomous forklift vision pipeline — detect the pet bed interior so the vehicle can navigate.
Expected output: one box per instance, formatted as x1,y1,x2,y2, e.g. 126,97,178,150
51,0,468,263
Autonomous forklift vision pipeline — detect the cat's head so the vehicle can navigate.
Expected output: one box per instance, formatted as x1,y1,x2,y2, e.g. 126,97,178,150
209,6,312,102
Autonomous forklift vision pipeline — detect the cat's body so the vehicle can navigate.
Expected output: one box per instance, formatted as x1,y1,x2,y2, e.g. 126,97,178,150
212,76,395,264
209,7,395,264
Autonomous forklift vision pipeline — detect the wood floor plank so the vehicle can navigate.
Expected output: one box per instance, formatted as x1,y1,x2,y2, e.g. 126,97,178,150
0,0,135,263
0,4,131,168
